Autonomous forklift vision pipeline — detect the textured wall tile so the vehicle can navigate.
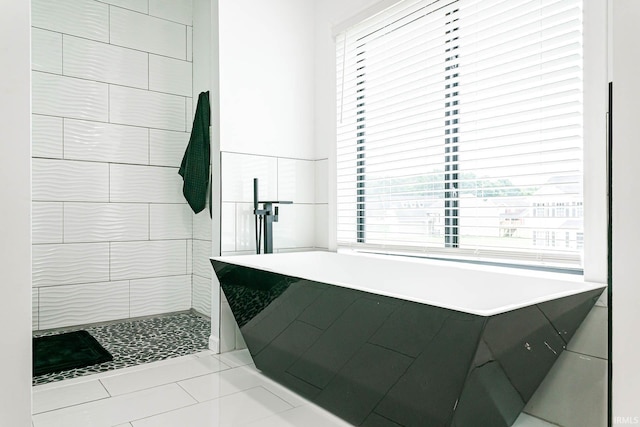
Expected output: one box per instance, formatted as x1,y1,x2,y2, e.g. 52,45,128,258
187,27,193,62
273,203,315,249
32,115,63,159
31,28,62,74
110,7,186,59
150,204,193,240
63,36,148,89
32,243,110,287
149,0,193,25
187,240,193,275
149,129,189,167
221,152,277,202
32,0,108,42
194,209,213,242
110,85,186,131
64,119,148,164
149,55,192,97
111,240,187,280
315,159,328,204
39,281,129,329
32,289,39,331
32,159,109,202
220,203,235,252
186,97,193,129
97,0,148,13
110,164,183,203
32,72,109,122
315,204,328,249
192,239,212,279
32,202,63,244
64,203,149,243
192,275,211,317
130,275,191,317
278,158,315,204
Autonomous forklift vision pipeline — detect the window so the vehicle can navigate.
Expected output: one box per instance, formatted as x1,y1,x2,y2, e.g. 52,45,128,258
336,0,584,268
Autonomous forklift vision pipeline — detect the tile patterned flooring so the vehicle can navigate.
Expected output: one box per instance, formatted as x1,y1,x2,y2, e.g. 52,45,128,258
32,348,560,426
31,312,560,426
33,311,210,385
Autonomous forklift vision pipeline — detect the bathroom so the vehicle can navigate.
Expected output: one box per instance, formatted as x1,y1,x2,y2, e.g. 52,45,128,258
1,0,639,426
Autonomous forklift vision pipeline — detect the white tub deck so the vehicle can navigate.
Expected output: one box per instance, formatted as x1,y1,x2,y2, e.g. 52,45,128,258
213,251,605,316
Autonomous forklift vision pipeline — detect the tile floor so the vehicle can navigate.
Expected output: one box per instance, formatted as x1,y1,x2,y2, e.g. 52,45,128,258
33,312,210,385
32,349,561,427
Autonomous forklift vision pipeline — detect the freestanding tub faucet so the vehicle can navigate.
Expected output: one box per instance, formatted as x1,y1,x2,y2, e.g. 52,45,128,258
253,178,292,254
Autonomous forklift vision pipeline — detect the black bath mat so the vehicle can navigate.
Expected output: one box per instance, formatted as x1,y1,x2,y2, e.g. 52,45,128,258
33,330,113,376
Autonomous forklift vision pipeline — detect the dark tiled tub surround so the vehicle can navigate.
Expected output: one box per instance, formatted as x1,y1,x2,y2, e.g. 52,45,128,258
212,255,604,427
32,311,210,385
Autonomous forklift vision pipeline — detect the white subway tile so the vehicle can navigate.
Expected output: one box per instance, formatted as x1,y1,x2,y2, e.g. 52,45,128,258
32,0,108,42
150,204,193,240
149,55,192,97
110,85,186,131
235,203,256,253
221,152,277,202
149,0,192,25
110,7,186,59
38,281,129,330
32,289,39,331
278,158,315,204
187,240,193,275
32,243,110,287
186,97,193,130
64,119,148,164
130,275,191,317
98,0,147,13
315,204,328,249
32,159,109,202
110,164,183,203
111,240,187,280
192,275,211,316
64,203,149,243
32,72,109,122
150,129,189,167
273,204,315,250
31,28,62,74
32,115,63,159
221,203,235,252
63,36,148,89
32,202,63,244
187,27,193,62
315,159,329,204
193,239,212,279
194,210,213,242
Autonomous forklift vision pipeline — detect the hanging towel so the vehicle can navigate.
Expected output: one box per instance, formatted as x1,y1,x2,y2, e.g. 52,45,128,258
179,91,211,214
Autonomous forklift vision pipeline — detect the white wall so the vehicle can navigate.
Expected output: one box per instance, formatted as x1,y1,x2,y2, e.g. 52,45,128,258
218,0,315,160
31,0,199,330
0,0,32,424
612,0,640,422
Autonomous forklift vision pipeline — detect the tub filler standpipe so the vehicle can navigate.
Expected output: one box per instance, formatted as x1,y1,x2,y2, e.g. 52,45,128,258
253,178,292,254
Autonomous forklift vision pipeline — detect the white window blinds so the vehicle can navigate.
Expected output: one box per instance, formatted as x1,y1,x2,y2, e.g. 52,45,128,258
336,0,584,268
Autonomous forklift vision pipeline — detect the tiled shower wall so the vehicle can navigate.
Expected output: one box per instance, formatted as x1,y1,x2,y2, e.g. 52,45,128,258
218,152,328,351
31,0,200,330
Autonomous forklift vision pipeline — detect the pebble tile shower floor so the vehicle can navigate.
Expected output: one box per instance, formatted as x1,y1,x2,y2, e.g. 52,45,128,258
33,311,211,386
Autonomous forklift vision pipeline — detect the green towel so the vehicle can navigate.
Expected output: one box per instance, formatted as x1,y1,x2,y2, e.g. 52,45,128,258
179,91,211,214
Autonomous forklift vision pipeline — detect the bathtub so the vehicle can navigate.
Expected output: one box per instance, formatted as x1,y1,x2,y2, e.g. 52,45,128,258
211,251,605,427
